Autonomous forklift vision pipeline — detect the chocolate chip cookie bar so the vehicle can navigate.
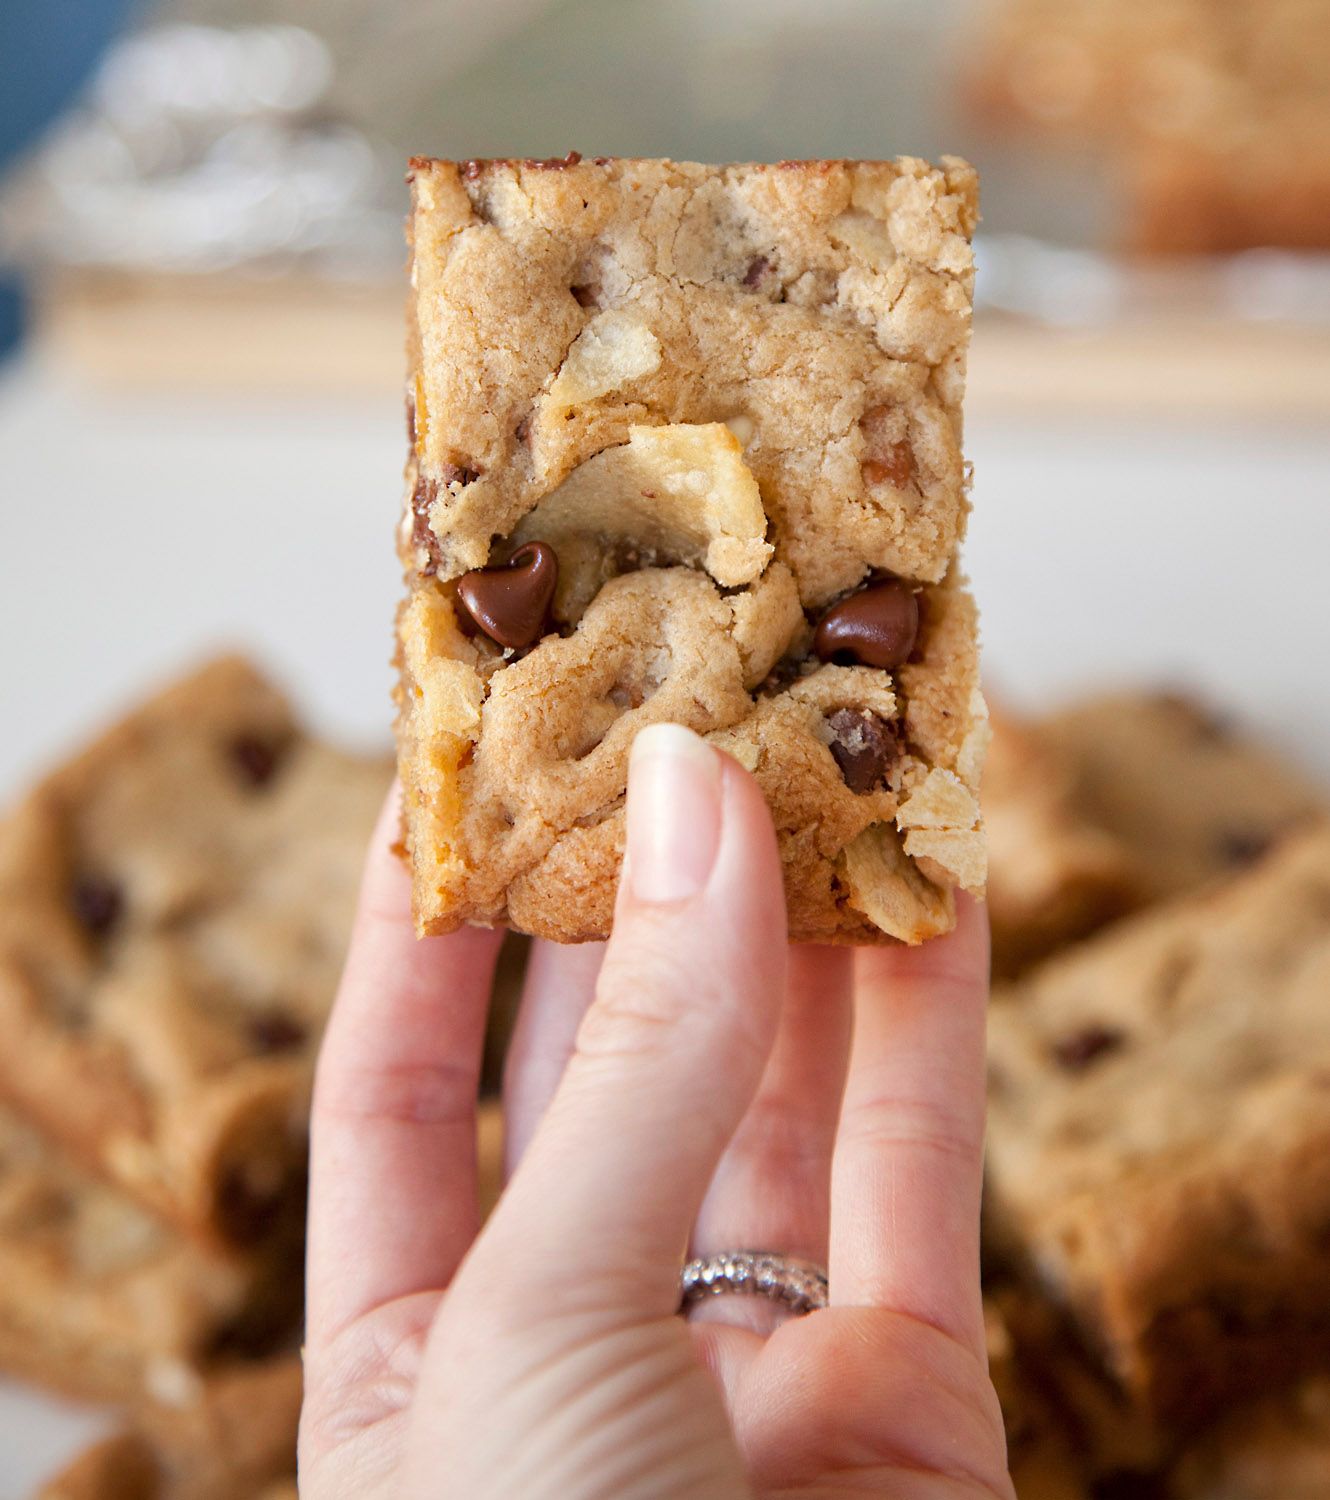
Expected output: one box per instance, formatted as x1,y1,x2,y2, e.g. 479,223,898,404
0,1097,295,1405
38,1354,301,1500
986,828,1330,1427
984,705,1137,978
1043,691,1327,905
396,155,987,945
967,0,1330,252
0,657,390,1246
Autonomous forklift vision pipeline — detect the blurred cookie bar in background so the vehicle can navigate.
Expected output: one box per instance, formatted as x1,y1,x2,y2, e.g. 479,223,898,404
987,829,1330,1428
966,0,1330,252
37,1355,302,1500
985,689,1327,976
1043,690,1328,904
0,1098,297,1407
984,704,1137,978
0,657,391,1249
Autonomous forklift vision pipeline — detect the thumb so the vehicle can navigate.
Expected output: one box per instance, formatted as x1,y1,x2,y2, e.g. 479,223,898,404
470,723,789,1314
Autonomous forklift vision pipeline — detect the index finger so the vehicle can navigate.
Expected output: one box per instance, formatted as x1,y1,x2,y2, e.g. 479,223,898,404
829,894,990,1358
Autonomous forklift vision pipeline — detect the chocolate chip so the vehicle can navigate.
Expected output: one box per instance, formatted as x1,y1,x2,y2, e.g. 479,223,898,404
411,477,442,574
412,461,481,577
514,413,532,442
570,283,600,307
229,734,285,788
455,541,559,651
1218,829,1275,867
813,576,920,670
70,875,122,938
462,159,485,181
826,709,900,794
1051,1024,1125,1072
248,1011,307,1054
405,398,416,448
743,255,770,287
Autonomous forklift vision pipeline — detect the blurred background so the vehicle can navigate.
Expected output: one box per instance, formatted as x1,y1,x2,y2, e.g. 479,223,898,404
1,0,1329,1491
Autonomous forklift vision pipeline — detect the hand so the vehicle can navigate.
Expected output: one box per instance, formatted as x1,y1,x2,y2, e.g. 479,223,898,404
299,725,1011,1499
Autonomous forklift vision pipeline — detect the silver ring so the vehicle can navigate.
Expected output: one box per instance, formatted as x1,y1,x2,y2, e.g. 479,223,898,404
680,1250,829,1316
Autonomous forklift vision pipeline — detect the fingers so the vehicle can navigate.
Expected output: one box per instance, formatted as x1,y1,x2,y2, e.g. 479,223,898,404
830,894,991,1358
305,788,502,1352
688,947,852,1329
501,939,604,1176
462,725,789,1318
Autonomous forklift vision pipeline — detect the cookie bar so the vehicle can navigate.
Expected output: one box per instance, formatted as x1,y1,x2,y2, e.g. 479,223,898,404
1043,691,1327,905
967,0,1330,252
0,1096,295,1406
1171,1376,1330,1500
985,1296,1088,1500
38,1355,301,1500
984,705,1137,978
0,657,390,1246
396,155,987,945
986,829,1330,1426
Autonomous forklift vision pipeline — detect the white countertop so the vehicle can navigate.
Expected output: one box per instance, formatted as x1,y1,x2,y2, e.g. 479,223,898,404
1,343,1329,1489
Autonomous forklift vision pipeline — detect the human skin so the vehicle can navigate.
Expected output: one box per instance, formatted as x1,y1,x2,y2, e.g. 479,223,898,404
299,724,1012,1499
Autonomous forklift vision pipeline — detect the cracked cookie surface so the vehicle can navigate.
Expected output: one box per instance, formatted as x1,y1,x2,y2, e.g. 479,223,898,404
397,156,987,944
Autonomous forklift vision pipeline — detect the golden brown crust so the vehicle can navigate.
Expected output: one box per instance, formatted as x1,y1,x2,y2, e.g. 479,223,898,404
396,156,985,945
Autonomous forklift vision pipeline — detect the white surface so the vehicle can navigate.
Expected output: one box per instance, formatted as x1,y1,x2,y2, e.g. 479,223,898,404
1,352,1329,1486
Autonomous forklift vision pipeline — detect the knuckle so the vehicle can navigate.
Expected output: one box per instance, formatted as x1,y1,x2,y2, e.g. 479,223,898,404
843,1093,984,1171
312,1056,476,1129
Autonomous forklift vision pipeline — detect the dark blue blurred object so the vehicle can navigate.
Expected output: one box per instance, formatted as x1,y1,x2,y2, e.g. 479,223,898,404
0,0,137,359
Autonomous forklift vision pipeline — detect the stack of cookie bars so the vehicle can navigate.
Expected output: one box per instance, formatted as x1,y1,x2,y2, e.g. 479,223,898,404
984,692,1330,1496
0,658,391,1499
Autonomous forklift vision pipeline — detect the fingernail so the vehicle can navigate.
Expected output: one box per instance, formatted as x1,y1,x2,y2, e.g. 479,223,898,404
626,724,722,905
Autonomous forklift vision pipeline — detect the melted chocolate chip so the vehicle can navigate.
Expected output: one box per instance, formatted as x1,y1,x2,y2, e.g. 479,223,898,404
441,461,481,488
405,398,416,448
813,577,920,670
570,283,600,307
1051,1024,1126,1072
248,1011,307,1054
70,875,122,938
743,255,770,287
826,709,900,794
455,542,559,651
229,734,285,788
462,159,485,181
411,476,442,574
514,413,532,443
